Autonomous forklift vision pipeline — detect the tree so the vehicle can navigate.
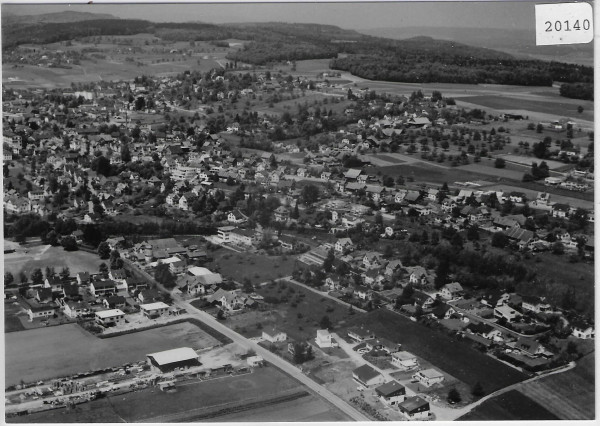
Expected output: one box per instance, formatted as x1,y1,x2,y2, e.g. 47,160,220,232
472,382,484,398
109,249,123,269
99,262,109,277
577,105,584,114
447,388,462,404
434,258,450,289
300,184,320,206
61,235,78,251
31,268,44,284
536,123,544,133
98,241,111,259
155,263,176,288
217,309,226,320
491,232,509,248
242,277,254,294
45,230,60,246
322,248,335,272
45,266,56,280
552,241,565,255
494,158,506,168
60,267,70,280
4,272,14,286
19,271,28,284
320,315,332,329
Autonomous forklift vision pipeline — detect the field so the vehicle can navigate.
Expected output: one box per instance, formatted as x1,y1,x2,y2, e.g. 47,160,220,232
9,367,349,423
228,280,357,342
3,245,102,278
5,321,220,386
457,95,594,123
373,162,500,186
513,352,595,420
4,301,26,333
207,248,297,284
458,390,559,420
345,309,527,393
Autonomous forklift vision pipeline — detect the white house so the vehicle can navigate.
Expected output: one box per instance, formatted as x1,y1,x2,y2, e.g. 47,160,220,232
262,327,287,343
140,302,170,318
412,368,444,387
391,351,419,370
315,329,338,348
571,322,594,339
95,309,126,326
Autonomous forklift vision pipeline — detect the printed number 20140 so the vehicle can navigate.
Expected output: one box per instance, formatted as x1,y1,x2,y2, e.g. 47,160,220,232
545,20,590,32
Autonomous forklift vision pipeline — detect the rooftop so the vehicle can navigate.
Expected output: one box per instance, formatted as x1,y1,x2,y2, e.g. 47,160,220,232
147,347,198,365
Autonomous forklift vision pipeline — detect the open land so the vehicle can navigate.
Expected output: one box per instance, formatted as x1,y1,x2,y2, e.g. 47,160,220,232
207,249,297,284
458,389,559,420
345,309,527,392
5,321,220,386
3,245,102,277
8,366,349,423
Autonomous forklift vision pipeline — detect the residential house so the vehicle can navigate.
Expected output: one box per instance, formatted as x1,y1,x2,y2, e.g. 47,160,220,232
407,266,428,286
514,337,548,358
90,279,117,297
552,203,570,218
521,295,551,313
391,351,419,370
352,364,385,388
347,326,375,342
440,282,464,300
363,252,384,270
63,300,88,318
103,295,126,309
95,309,126,326
227,209,248,224
262,327,287,343
571,321,594,339
466,322,504,342
494,304,521,322
140,301,170,318
431,303,456,320
137,288,161,304
335,238,355,254
412,368,444,387
315,329,338,348
398,396,431,420
480,290,510,308
274,206,290,222
375,381,406,406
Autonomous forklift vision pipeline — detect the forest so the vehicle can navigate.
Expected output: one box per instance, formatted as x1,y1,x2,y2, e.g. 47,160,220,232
559,82,594,101
2,17,593,87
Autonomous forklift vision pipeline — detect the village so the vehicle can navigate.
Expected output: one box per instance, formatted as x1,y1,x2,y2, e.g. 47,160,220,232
3,54,595,422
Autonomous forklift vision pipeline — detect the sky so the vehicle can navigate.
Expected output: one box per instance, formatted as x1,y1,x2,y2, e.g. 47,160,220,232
3,1,538,30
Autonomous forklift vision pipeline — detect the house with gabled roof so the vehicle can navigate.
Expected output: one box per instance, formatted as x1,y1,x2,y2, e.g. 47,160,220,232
353,364,385,388
375,381,406,406
440,282,463,300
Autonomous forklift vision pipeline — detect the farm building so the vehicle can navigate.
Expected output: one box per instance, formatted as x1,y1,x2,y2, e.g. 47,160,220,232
398,396,431,419
375,380,406,406
412,368,445,387
352,364,385,388
95,309,126,327
140,301,170,318
146,347,201,373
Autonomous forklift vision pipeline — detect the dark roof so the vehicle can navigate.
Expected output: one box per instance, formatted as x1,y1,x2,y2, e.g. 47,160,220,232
353,364,381,382
398,396,429,413
375,381,406,397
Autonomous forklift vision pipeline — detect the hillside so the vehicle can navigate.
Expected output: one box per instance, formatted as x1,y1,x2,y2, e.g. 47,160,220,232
1,18,593,88
1,11,117,25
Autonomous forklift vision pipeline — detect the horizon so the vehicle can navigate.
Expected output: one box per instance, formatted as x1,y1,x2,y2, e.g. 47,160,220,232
2,2,537,31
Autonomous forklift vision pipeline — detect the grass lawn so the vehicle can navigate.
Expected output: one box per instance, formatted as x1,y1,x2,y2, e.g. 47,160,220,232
4,302,26,333
5,321,220,386
374,162,501,186
3,245,102,278
344,309,527,394
458,389,559,420
207,249,297,284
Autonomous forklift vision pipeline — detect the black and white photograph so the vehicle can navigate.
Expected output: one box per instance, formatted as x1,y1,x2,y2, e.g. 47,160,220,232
2,1,595,422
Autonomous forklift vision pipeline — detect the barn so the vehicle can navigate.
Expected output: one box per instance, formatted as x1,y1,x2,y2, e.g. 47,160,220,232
146,347,201,373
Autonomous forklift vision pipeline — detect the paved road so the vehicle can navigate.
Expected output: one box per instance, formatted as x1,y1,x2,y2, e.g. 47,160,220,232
175,295,370,421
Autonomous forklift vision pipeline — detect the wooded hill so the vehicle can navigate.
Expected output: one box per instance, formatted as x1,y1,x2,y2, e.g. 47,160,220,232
2,17,593,88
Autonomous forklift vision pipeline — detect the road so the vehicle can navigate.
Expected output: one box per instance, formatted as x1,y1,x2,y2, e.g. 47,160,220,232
284,277,367,313
175,295,370,421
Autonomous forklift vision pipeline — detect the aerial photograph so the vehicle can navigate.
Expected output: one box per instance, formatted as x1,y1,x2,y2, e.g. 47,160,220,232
2,1,594,422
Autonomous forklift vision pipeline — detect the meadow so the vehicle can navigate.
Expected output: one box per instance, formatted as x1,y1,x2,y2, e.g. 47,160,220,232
5,321,220,386
3,245,102,278
458,390,559,420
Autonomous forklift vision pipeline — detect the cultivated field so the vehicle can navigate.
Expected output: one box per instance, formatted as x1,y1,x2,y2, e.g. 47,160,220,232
514,353,595,420
3,245,102,278
344,309,527,393
5,321,220,386
458,389,559,420
457,95,594,123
